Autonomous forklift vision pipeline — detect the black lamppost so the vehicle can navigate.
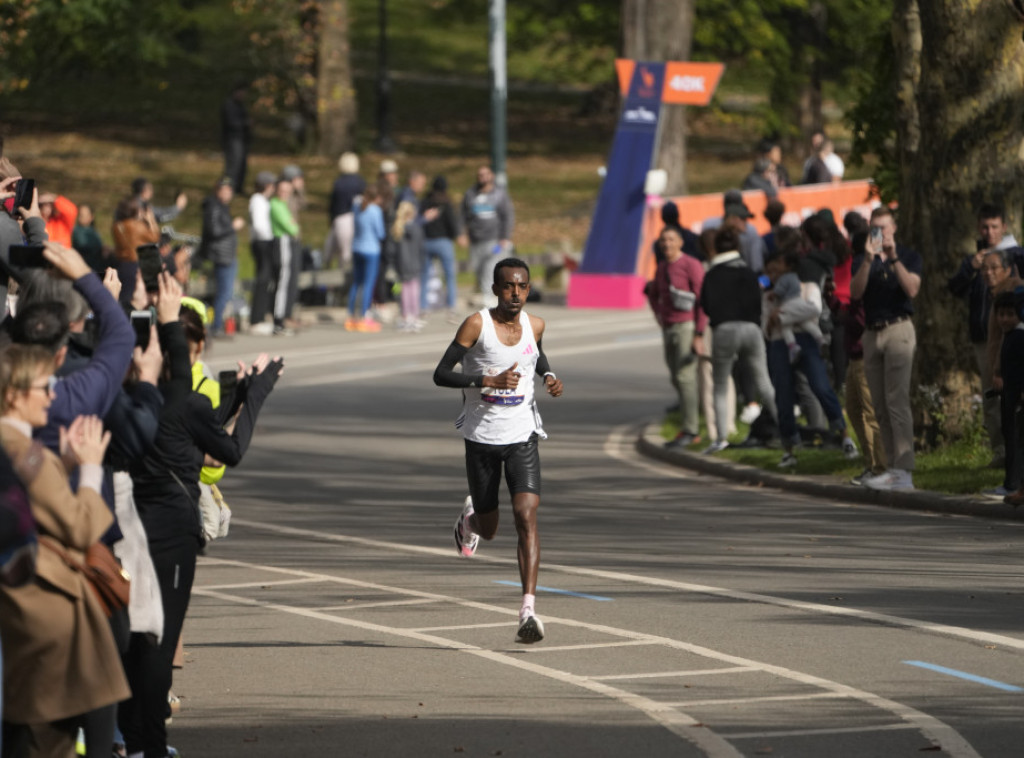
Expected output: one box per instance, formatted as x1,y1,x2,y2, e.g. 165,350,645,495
375,0,398,153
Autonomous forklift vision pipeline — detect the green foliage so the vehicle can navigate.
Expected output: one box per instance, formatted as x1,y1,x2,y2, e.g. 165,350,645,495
0,0,195,91
694,0,892,137
845,27,900,201
434,0,619,84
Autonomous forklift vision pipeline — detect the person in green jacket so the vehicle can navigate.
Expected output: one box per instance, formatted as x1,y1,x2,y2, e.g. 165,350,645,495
269,178,300,336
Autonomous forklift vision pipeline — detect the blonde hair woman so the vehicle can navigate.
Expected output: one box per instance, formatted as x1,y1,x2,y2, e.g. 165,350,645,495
0,344,128,756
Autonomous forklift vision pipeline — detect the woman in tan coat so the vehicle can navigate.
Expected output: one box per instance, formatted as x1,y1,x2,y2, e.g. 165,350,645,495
0,344,130,758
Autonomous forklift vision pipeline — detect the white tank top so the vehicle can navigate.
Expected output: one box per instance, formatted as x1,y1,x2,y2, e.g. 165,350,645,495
458,308,546,445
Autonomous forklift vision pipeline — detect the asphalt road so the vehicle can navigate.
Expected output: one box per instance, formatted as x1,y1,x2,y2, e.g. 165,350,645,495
168,304,1024,758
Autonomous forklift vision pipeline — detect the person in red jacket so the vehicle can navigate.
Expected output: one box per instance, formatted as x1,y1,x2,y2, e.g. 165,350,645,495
647,226,707,448
38,192,78,248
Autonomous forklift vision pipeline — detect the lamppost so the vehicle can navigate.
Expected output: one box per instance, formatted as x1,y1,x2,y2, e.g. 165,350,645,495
375,0,397,153
489,0,507,187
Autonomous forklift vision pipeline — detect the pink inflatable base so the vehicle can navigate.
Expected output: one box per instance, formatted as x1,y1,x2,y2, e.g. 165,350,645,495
566,273,649,309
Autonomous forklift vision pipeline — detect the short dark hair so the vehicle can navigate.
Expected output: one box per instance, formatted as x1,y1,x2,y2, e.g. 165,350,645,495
493,257,530,285
764,199,785,227
713,227,740,254
11,302,70,354
131,177,149,196
870,206,894,224
993,291,1018,312
979,203,1005,223
765,248,799,273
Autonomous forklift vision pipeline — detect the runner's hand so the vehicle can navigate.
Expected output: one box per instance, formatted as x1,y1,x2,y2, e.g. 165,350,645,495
544,374,563,397
486,362,520,390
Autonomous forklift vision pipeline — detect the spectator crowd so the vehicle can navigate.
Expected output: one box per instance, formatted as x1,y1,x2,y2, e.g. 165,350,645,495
648,142,1024,504
0,141,285,758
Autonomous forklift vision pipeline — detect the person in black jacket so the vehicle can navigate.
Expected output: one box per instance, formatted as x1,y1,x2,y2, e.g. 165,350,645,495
221,82,251,194
948,204,1023,469
119,272,283,758
699,227,778,454
420,176,462,320
199,177,246,336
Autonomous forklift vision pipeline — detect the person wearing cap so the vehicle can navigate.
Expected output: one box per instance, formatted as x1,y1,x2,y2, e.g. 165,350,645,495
460,165,515,305
702,190,766,274
199,177,246,336
248,171,278,334
221,81,251,193
325,152,366,270
849,206,922,491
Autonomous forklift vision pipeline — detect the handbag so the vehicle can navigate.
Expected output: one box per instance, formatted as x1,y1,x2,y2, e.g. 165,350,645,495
41,539,131,617
668,285,696,312
198,482,231,543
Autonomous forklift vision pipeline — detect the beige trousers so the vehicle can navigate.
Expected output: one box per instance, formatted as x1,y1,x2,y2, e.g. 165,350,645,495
845,357,887,473
863,318,916,471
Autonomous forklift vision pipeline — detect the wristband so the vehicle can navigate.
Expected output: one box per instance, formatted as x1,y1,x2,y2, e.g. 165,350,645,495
544,372,556,382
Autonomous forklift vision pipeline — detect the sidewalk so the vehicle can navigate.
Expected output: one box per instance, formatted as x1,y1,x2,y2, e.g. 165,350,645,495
636,422,1024,523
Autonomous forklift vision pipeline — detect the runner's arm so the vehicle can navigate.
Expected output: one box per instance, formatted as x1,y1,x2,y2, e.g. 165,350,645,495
433,341,482,388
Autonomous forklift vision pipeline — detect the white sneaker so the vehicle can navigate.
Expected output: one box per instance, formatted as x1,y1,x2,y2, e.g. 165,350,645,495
249,322,273,336
515,614,545,644
982,486,1011,499
453,496,479,557
739,403,762,425
865,469,915,491
703,440,729,455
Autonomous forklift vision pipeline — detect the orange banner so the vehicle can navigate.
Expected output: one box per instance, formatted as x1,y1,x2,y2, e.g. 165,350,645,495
636,180,879,280
661,62,725,106
616,59,724,106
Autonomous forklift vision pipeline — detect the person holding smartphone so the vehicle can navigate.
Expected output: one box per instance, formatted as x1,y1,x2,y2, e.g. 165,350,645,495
0,161,48,315
849,206,923,491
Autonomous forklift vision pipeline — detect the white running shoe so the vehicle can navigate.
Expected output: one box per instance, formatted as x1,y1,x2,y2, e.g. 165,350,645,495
453,496,480,557
703,440,729,455
864,469,915,491
515,615,545,644
739,403,762,425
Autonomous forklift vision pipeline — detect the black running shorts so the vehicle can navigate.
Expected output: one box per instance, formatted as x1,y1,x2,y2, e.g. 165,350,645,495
464,433,541,514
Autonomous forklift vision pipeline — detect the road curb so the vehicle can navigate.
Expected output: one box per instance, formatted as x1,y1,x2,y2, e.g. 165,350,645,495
636,423,1024,522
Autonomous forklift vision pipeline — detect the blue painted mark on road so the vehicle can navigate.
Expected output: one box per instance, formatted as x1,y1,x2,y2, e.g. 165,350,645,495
493,580,612,601
903,661,1024,693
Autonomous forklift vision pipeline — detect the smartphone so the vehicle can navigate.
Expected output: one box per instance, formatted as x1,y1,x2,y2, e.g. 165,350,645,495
14,179,34,211
870,227,883,246
7,244,48,269
130,310,152,350
136,243,162,292
218,369,238,398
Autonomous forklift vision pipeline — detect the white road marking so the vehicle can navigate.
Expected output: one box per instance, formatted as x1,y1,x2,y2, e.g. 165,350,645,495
196,578,325,591
194,555,980,758
411,622,511,632
229,515,1024,654
311,598,438,612
518,639,656,653
193,558,744,758
722,723,918,740
283,334,660,388
591,667,760,681
666,692,847,708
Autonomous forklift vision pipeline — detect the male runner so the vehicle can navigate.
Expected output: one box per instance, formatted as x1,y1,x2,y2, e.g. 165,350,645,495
433,257,563,643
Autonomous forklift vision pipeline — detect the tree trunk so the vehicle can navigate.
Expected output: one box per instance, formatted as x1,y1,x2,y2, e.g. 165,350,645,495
316,0,356,157
893,0,1024,442
621,0,695,196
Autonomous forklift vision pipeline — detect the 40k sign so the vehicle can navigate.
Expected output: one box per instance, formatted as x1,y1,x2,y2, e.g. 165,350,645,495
569,60,724,308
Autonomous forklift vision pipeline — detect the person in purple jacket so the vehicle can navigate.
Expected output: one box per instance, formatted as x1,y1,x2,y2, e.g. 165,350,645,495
12,243,134,455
